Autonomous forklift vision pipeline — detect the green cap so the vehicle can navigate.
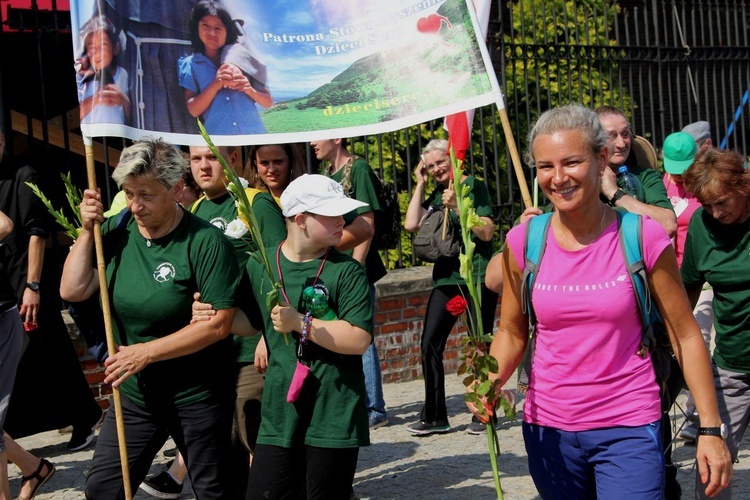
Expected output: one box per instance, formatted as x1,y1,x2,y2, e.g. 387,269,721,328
663,132,697,175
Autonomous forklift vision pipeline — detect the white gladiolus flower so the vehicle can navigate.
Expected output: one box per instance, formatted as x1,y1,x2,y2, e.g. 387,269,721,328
228,178,250,192
225,218,249,239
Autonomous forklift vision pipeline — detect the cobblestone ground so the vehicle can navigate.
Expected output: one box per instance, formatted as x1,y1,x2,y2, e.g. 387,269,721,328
11,374,750,499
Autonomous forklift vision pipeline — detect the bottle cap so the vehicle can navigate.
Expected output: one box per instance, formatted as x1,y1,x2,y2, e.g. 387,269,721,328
618,165,629,174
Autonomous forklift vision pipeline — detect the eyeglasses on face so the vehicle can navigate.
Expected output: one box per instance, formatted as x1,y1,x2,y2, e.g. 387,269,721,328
425,159,449,171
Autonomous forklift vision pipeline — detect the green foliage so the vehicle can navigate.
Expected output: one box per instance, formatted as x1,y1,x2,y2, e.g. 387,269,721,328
25,173,82,241
499,0,632,146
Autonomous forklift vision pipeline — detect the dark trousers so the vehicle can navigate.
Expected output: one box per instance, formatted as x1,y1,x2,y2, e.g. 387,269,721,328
85,393,236,500
246,443,359,500
419,283,498,422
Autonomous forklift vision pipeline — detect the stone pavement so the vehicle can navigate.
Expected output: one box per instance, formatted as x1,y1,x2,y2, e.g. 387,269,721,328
10,374,750,499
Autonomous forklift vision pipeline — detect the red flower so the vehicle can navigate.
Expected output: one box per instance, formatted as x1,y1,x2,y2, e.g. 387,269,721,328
446,295,468,317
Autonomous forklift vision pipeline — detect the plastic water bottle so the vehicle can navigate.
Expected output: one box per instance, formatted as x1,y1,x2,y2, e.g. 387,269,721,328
302,286,337,320
616,166,645,202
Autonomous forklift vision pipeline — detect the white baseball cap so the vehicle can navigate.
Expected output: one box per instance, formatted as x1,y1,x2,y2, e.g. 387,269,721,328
281,174,369,217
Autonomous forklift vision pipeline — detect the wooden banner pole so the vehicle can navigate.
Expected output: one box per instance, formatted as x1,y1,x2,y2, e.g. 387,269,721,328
84,140,133,500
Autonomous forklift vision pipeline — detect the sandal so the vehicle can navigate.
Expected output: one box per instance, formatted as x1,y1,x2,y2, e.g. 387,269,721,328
19,458,55,500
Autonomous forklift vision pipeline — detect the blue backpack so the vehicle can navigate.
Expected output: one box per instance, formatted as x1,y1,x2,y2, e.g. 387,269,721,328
517,211,672,392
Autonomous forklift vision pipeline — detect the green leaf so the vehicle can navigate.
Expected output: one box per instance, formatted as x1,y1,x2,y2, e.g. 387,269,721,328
487,356,499,374
265,288,279,311
477,380,492,396
25,181,80,240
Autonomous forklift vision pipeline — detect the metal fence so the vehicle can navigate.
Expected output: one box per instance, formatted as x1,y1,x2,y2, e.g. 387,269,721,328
2,1,750,269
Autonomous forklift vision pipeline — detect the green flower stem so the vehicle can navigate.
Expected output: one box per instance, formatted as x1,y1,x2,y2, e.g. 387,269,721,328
487,422,504,500
197,120,288,344
449,148,504,500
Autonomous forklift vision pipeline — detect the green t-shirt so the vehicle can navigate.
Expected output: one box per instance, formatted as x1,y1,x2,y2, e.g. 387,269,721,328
101,210,240,407
328,157,387,285
630,165,673,211
242,246,372,448
191,190,286,363
681,209,750,373
423,175,494,286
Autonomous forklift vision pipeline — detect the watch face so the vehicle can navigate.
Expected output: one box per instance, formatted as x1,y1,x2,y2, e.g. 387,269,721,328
26,282,40,291
721,423,728,440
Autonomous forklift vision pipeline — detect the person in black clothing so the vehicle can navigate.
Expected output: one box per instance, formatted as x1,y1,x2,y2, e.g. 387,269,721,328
0,129,103,451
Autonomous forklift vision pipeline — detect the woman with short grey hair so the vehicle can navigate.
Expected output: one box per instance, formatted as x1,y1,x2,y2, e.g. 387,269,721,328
111,137,187,189
61,137,241,499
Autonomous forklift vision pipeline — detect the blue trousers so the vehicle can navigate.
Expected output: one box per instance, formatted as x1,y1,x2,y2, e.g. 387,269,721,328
523,421,664,499
363,286,386,421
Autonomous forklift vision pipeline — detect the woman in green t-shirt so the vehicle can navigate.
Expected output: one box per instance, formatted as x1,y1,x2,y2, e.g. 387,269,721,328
61,138,240,499
682,147,750,498
404,139,498,436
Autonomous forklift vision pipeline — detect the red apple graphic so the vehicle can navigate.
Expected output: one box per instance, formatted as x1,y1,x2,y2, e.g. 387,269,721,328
416,13,453,34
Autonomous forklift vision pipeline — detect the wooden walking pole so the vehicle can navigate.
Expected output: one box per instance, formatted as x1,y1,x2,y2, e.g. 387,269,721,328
84,139,133,500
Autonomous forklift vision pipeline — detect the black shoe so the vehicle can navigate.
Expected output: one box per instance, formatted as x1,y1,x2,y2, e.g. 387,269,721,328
163,446,178,458
139,471,183,499
406,420,450,436
467,415,500,435
68,409,106,451
67,423,96,451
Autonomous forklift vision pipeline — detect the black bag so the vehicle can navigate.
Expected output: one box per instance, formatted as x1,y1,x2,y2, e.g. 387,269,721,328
413,206,461,263
372,175,402,250
341,156,401,251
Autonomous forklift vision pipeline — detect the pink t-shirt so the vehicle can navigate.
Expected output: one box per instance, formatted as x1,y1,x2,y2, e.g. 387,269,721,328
663,173,702,267
507,216,671,431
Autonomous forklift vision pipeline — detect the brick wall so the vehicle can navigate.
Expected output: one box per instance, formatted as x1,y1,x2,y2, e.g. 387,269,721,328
373,266,501,383
65,311,111,409
66,266,502,407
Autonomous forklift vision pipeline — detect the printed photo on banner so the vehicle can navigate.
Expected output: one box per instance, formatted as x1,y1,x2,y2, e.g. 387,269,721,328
69,0,500,145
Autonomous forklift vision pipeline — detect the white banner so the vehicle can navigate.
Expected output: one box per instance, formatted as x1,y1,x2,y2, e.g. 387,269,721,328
70,0,502,145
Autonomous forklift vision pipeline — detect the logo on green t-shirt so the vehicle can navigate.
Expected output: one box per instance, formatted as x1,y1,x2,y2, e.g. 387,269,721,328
209,216,229,232
153,262,176,283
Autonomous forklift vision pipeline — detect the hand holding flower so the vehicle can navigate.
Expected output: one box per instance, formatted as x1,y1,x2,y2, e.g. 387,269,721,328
271,302,303,335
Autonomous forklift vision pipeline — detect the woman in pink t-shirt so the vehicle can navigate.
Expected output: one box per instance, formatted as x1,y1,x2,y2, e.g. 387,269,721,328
475,104,731,499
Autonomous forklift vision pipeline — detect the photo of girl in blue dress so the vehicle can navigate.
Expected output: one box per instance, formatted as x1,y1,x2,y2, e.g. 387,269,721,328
178,0,272,135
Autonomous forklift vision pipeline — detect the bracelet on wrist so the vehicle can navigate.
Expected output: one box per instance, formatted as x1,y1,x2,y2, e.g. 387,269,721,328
301,311,312,345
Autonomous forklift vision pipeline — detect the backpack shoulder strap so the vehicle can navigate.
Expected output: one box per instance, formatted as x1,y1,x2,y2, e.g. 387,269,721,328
617,211,658,356
517,212,553,393
521,212,553,323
